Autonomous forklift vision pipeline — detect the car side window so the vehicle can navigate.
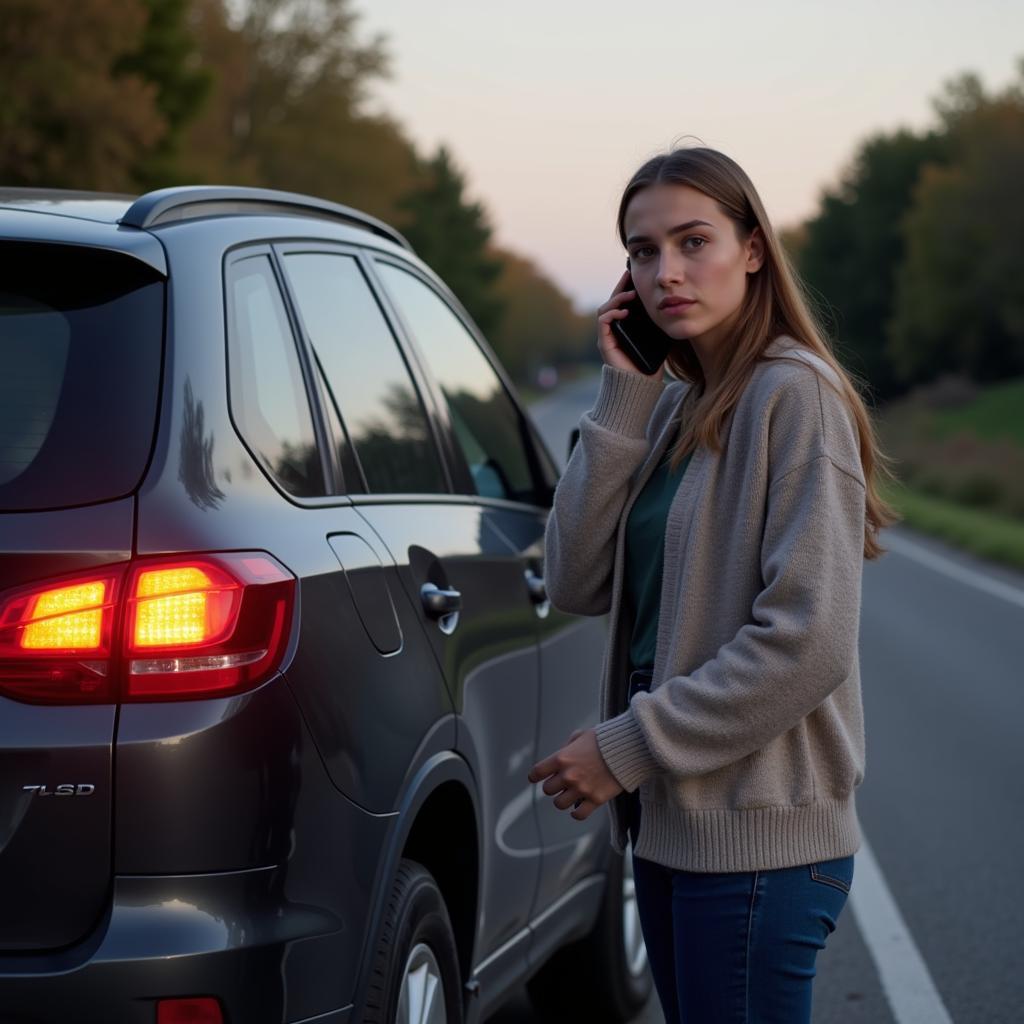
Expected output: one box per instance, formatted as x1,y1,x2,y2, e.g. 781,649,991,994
311,350,365,494
281,252,447,495
226,254,326,497
375,262,539,504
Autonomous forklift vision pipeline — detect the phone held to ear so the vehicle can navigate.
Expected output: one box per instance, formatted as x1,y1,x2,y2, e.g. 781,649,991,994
609,266,673,375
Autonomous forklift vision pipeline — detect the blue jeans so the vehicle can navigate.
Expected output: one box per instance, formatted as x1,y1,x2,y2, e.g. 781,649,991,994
625,669,854,1023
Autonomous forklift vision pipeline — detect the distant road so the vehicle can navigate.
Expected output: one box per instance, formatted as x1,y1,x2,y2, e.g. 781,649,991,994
487,374,1024,1024
528,370,604,472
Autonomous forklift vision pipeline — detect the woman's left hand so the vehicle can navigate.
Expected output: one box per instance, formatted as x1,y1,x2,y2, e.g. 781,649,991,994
528,728,623,821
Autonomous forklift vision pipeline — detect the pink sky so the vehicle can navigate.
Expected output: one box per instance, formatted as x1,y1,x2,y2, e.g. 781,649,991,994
360,0,1023,310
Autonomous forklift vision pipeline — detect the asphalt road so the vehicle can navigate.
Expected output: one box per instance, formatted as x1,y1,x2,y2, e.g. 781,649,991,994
485,371,1024,1024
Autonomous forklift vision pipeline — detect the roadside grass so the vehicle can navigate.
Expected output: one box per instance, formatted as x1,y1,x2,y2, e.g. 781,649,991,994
877,373,1024,571
874,375,1024,574
881,477,1024,572
930,377,1024,446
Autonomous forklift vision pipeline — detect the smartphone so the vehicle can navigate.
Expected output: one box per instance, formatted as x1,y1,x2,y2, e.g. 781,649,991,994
609,266,672,375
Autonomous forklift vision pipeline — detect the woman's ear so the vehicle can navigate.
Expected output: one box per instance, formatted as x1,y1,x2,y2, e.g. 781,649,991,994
746,227,766,273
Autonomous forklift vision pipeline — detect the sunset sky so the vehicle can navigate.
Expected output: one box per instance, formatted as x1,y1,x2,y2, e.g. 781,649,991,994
360,0,1023,311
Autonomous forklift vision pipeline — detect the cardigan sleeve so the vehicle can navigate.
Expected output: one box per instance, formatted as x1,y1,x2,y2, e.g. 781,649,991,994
542,364,667,616
593,369,866,790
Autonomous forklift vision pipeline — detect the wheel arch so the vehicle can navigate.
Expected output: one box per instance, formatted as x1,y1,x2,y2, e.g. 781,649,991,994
353,749,481,1014
403,778,479,986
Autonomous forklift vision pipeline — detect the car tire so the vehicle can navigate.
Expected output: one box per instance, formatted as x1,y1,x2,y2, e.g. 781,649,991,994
361,858,464,1024
527,844,653,1023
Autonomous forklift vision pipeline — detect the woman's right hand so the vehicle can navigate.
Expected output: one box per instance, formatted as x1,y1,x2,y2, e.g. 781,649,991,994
597,268,647,374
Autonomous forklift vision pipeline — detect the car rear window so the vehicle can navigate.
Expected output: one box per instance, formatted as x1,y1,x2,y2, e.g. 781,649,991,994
0,242,164,511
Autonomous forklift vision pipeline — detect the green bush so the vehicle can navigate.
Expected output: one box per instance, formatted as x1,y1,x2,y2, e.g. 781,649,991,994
951,474,1004,508
876,383,1024,522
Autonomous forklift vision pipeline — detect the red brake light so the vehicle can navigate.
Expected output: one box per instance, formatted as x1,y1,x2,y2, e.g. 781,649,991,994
124,553,294,701
156,997,224,1024
0,568,125,703
22,579,108,649
0,552,295,705
131,564,242,649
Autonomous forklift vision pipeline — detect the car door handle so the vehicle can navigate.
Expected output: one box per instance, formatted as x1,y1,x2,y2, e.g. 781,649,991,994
420,582,462,618
524,569,547,604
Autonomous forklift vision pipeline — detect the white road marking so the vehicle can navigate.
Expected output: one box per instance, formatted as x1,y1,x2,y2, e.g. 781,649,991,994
883,530,1024,610
850,833,955,1024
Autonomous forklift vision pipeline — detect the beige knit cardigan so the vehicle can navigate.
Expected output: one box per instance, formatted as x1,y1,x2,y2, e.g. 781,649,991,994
543,336,867,872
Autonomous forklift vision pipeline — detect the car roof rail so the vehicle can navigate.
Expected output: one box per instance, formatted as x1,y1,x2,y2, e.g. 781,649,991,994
120,185,412,250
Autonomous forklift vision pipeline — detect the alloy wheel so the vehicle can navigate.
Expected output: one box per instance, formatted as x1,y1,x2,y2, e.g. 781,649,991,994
396,941,447,1024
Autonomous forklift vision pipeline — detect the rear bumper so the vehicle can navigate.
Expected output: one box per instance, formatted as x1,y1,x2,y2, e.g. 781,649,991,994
0,866,355,1023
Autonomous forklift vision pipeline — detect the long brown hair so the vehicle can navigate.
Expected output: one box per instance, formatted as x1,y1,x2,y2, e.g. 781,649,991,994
617,146,899,560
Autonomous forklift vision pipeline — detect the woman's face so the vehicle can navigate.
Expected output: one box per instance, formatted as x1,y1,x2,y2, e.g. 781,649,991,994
622,183,764,350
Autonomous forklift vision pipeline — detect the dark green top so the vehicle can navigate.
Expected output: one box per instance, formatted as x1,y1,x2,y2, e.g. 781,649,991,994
625,442,693,671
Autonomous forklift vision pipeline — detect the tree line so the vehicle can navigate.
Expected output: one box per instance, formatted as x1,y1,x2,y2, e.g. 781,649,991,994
788,59,1024,404
0,0,593,386
5,1,1018,400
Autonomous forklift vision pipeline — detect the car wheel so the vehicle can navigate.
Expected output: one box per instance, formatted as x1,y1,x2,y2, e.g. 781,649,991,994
361,858,463,1024
527,843,652,1023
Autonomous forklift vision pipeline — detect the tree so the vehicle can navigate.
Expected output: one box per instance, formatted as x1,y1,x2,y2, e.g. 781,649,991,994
114,0,212,187
180,0,421,220
172,0,262,185
487,247,592,384
0,0,165,190
889,62,1024,385
397,145,504,336
795,128,947,401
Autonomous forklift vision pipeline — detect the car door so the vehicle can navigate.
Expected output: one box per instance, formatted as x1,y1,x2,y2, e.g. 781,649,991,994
276,245,545,965
371,258,612,923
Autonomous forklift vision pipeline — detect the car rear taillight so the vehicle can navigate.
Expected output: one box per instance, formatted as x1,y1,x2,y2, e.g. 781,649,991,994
0,552,295,704
0,567,126,703
125,553,293,700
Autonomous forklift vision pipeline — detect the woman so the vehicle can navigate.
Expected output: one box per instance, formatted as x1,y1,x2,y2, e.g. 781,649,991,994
527,146,898,1023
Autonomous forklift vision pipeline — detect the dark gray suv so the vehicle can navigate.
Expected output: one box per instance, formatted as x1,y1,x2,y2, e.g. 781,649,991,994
0,187,651,1024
